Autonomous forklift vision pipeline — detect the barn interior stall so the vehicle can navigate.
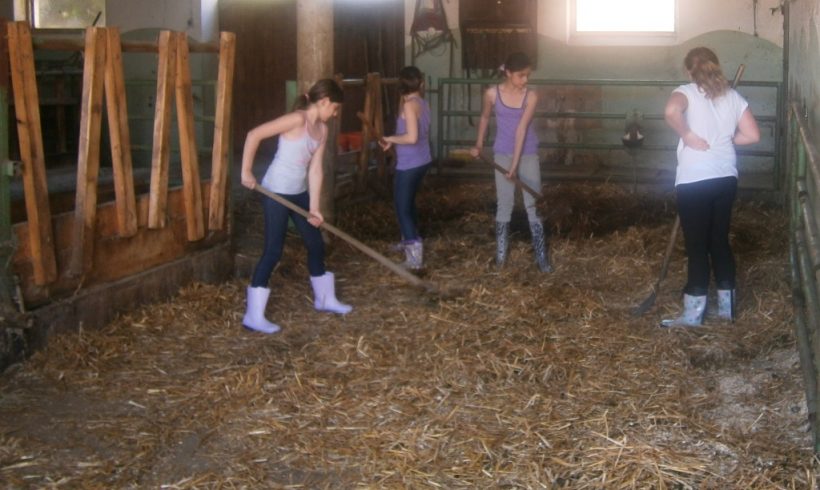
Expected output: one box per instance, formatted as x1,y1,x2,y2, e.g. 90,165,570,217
0,19,236,368
2,0,820,487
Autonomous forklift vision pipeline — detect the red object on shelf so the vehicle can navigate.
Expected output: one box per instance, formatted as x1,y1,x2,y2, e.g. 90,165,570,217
337,133,350,152
346,132,363,151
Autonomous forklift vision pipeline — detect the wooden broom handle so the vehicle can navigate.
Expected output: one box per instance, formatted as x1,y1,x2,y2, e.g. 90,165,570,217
252,184,436,292
476,153,544,201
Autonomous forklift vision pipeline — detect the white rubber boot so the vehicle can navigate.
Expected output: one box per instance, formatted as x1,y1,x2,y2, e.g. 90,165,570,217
242,286,281,334
660,294,706,328
402,240,423,270
310,272,353,315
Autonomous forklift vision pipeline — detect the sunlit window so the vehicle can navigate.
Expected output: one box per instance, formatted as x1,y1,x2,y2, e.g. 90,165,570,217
32,0,105,28
575,0,675,33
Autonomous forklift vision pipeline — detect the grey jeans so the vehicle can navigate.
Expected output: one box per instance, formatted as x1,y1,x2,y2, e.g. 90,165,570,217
494,153,542,223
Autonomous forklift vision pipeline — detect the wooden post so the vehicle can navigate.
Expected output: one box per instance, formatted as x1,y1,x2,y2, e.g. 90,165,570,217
104,27,137,238
357,72,375,188
0,20,18,308
370,73,386,179
296,0,335,226
7,21,57,286
148,31,177,229
69,26,107,277
174,33,205,242
208,31,236,231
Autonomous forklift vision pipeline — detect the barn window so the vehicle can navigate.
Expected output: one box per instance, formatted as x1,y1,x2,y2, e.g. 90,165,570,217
28,0,105,28
574,0,675,33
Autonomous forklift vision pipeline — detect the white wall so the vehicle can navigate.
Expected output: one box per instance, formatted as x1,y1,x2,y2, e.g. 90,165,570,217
406,0,784,47
106,0,218,42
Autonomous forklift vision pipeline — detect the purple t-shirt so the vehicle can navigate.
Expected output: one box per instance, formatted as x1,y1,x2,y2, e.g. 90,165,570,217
394,96,432,171
492,86,538,156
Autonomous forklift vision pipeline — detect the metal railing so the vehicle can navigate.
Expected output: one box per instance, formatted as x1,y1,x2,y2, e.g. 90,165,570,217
788,100,820,451
435,77,783,189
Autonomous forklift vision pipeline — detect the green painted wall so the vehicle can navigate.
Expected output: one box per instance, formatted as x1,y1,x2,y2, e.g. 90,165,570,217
412,30,783,188
788,1,820,131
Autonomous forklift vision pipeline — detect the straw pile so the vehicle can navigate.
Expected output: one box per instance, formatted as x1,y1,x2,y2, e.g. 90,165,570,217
1,179,815,488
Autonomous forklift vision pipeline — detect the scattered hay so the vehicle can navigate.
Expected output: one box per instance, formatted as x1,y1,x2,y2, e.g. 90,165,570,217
0,180,815,488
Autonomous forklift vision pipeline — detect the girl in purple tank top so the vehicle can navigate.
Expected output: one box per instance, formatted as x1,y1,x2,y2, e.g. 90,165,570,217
380,66,432,270
470,52,552,273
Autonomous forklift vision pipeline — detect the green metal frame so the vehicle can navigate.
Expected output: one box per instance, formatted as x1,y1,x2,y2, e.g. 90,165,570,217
435,77,783,188
788,100,820,452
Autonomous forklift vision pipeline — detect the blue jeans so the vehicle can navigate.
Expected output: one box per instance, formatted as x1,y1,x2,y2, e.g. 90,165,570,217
676,176,737,295
394,162,430,241
250,191,325,287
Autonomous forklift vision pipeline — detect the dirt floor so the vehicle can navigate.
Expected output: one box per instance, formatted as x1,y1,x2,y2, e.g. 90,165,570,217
0,178,817,488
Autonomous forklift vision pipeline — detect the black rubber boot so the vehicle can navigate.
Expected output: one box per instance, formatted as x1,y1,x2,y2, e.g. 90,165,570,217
496,221,510,267
529,221,553,273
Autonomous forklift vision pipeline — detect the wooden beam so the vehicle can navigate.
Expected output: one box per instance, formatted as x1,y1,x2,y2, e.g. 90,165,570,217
68,27,107,277
104,27,137,238
370,73,386,179
296,0,335,227
12,183,228,305
148,31,176,229
357,72,376,187
208,31,236,231
174,33,205,241
6,21,56,285
32,36,220,54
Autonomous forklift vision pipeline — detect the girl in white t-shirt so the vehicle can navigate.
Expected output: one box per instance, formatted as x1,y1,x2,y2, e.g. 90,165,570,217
661,47,760,327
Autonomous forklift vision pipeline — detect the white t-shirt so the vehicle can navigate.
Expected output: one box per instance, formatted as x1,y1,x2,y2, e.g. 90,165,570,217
673,83,749,186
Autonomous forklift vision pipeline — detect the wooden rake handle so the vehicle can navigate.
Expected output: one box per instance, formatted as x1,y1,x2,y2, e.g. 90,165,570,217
252,184,437,293
475,153,544,201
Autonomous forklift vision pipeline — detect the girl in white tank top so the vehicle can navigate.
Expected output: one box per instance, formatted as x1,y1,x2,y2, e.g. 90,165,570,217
238,79,353,334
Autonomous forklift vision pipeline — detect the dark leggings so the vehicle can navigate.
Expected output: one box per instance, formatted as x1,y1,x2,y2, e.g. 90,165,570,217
394,162,430,241
250,191,325,287
676,176,737,296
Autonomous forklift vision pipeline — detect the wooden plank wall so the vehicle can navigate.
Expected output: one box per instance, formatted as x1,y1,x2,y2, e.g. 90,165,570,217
6,22,57,286
218,0,404,153
218,0,296,160
5,22,236,305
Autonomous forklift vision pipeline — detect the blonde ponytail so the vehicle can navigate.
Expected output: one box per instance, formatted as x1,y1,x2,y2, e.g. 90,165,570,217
684,47,728,99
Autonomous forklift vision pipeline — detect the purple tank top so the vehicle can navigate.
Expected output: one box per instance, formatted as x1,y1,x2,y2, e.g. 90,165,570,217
394,96,432,171
492,86,538,156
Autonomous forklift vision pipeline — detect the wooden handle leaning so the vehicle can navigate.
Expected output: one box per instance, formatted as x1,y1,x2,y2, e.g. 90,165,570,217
475,153,544,200
252,184,435,292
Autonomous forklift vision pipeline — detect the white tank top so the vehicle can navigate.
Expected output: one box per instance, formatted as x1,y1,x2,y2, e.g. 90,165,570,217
261,114,321,194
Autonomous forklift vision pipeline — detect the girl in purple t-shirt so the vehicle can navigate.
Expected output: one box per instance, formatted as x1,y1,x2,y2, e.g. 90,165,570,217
470,52,551,272
380,66,432,270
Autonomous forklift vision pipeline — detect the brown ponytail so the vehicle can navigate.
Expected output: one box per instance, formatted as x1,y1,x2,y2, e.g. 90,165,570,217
684,47,728,99
292,78,344,111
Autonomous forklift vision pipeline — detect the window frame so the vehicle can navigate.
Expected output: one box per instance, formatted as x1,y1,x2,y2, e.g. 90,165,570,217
26,0,106,29
569,0,678,46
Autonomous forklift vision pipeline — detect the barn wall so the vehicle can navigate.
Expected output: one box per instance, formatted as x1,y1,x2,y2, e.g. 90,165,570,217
788,1,820,239
106,0,218,42
107,0,219,168
0,2,234,370
788,0,820,132
405,0,784,51
406,0,784,191
406,0,784,103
